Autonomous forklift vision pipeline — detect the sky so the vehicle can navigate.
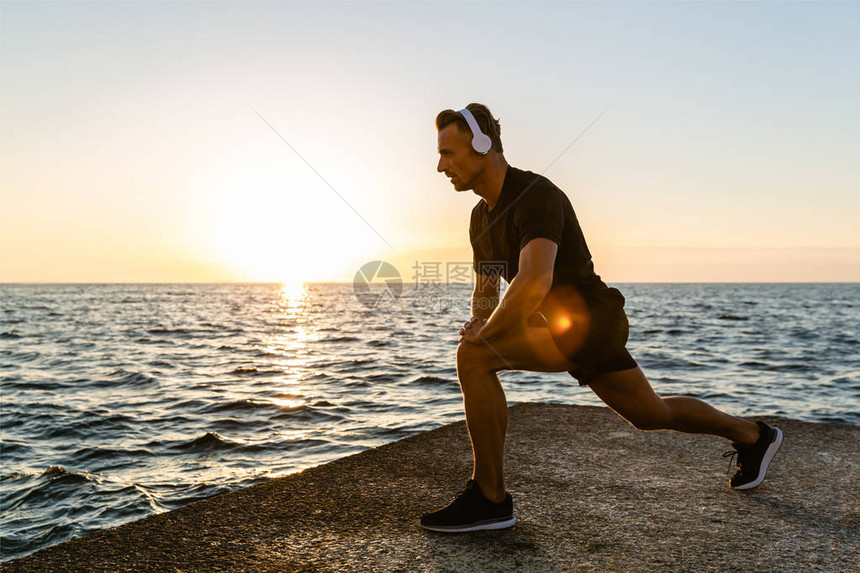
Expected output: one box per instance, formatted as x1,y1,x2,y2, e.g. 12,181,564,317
1,0,858,284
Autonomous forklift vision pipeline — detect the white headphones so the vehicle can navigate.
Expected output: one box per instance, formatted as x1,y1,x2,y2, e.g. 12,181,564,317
457,107,493,155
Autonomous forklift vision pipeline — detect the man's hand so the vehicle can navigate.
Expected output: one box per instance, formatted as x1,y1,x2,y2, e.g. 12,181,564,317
458,317,487,345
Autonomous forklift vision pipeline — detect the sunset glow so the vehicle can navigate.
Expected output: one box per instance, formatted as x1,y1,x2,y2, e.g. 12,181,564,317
1,2,857,283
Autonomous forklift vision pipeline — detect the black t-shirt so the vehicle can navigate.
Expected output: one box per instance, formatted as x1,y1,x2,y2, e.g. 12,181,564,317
469,165,609,303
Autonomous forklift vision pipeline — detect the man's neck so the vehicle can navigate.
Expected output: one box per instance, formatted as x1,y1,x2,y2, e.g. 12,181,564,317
473,156,509,211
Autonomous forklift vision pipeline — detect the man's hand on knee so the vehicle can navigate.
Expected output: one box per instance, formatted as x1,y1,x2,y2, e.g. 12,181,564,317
459,317,487,344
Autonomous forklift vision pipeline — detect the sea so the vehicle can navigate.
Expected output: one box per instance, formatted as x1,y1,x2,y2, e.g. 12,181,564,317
1,282,858,561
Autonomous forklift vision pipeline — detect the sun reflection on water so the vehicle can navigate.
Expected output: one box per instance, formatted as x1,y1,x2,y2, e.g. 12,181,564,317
254,283,318,449
279,280,308,308
277,429,313,441
269,397,305,409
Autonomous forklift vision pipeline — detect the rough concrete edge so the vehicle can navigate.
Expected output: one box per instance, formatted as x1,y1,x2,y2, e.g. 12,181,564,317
3,402,853,568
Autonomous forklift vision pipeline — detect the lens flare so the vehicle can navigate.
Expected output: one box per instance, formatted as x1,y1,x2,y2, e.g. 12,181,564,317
541,284,592,358
554,315,573,332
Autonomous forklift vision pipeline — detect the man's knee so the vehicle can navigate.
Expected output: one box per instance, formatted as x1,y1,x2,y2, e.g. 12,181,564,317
456,341,485,372
624,400,672,431
456,341,500,377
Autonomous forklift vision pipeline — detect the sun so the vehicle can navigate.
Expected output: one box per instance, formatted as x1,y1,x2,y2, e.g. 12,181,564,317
279,277,308,301
188,141,382,284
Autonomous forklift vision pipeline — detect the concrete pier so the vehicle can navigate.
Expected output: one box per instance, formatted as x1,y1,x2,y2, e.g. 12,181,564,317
4,403,858,571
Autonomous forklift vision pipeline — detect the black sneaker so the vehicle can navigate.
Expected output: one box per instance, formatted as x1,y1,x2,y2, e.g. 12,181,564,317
419,479,516,532
723,421,784,490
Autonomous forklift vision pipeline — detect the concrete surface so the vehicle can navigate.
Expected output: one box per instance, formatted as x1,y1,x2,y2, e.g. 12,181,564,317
4,403,858,572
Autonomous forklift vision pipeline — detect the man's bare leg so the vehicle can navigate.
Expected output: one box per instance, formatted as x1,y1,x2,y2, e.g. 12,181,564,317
456,360,508,503
455,327,768,502
454,319,772,507
455,325,579,503
588,367,761,444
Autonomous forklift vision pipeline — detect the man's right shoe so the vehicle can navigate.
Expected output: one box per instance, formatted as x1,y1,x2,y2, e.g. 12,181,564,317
723,421,784,490
419,479,516,533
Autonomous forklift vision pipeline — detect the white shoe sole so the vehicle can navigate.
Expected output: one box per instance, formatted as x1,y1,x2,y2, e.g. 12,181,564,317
420,515,517,533
733,427,784,490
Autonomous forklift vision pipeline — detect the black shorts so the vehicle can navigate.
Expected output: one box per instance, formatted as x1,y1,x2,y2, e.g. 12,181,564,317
542,286,638,386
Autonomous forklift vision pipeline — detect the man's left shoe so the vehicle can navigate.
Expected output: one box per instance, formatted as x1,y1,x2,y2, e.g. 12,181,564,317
419,479,516,532
723,421,784,490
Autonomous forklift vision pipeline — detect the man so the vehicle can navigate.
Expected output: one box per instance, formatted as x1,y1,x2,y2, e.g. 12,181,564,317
419,103,784,533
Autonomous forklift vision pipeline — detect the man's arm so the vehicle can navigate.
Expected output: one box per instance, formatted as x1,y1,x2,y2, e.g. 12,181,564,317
471,271,500,320
471,238,556,343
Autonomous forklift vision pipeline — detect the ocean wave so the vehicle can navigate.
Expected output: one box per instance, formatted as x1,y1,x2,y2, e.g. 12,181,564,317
638,356,712,370
87,484,172,516
2,350,41,363
315,335,361,343
252,349,286,358
0,441,31,460
2,466,102,512
763,363,815,373
202,322,246,332
335,358,376,372
71,446,155,464
1,522,81,561
830,376,860,389
210,417,269,432
165,431,270,453
40,466,94,481
143,482,235,512
200,399,290,414
229,366,283,376
405,375,453,387
146,327,191,337
3,379,70,391
101,369,158,386
829,333,858,346
377,427,413,438
365,372,398,383
272,406,345,423
134,337,175,346
788,329,817,340
694,391,734,400
342,379,371,388
40,413,138,440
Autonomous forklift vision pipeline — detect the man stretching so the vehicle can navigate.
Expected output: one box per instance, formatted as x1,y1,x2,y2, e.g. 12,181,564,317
419,103,784,533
